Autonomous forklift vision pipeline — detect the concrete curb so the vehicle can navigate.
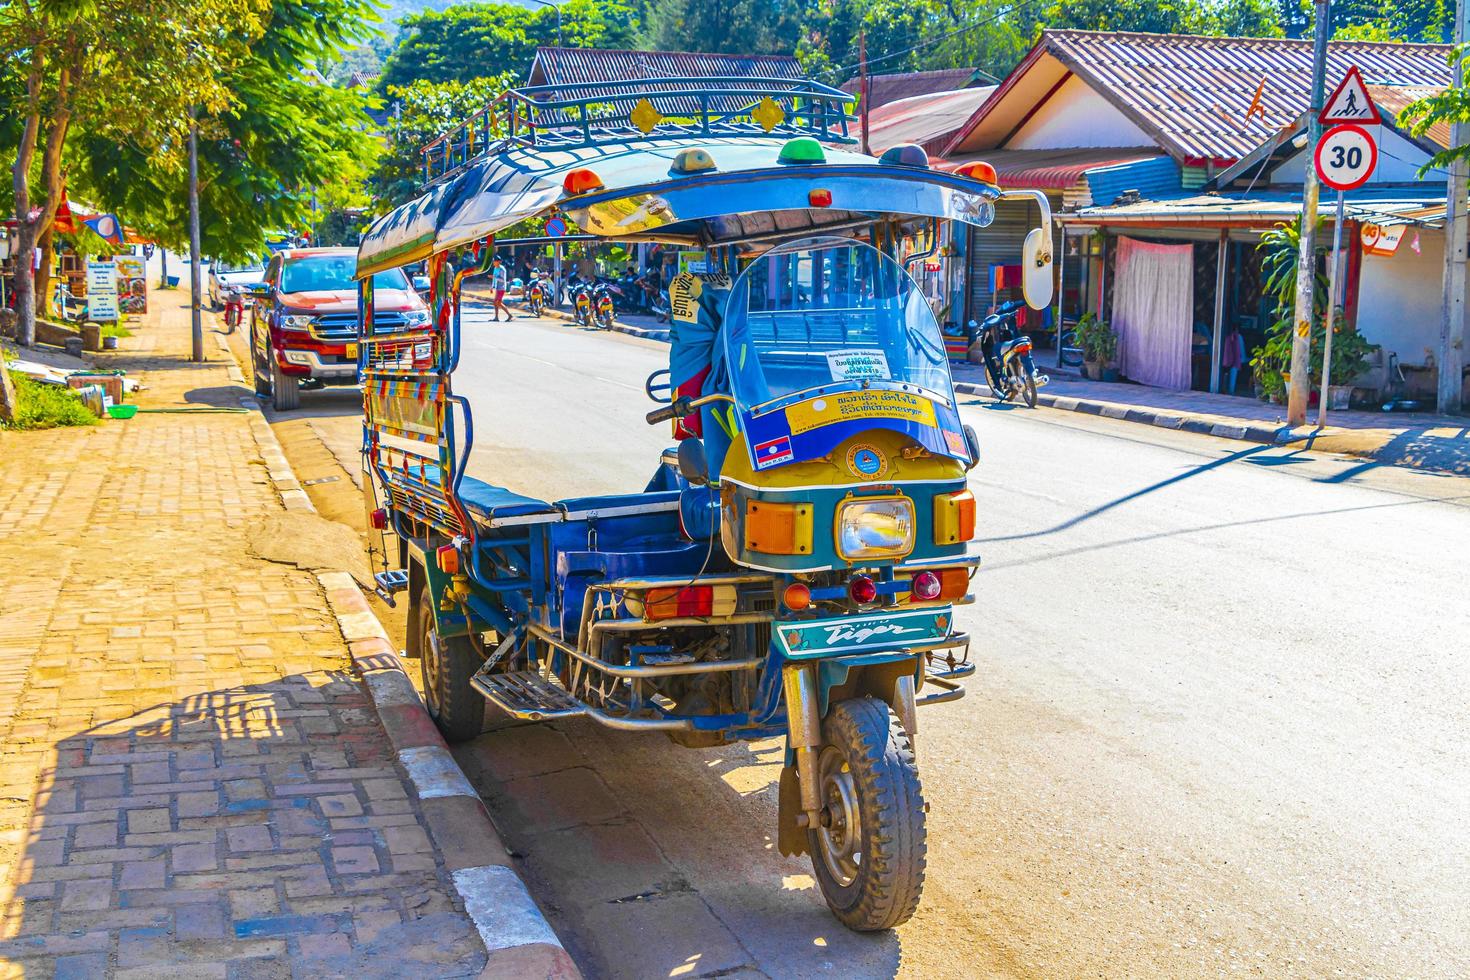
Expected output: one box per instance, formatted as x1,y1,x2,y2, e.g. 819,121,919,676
956,380,1307,447
227,332,580,979
316,572,579,980
540,306,671,342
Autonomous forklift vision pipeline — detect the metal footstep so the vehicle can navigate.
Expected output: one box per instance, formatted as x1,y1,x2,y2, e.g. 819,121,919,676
470,670,588,721
373,570,409,607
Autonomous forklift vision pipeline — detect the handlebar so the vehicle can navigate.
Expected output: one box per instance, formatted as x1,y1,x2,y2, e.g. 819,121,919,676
645,392,736,425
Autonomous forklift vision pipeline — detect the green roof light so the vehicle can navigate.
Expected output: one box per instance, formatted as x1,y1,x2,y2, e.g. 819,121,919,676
778,137,826,165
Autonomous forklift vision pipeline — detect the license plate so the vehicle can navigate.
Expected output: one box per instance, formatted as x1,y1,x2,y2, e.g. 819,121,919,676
776,609,952,658
345,343,358,358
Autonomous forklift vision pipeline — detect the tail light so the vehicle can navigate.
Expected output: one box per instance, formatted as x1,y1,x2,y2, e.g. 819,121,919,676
848,575,878,605
1014,341,1032,355
369,508,388,530
910,571,942,600
645,586,713,619
808,188,833,208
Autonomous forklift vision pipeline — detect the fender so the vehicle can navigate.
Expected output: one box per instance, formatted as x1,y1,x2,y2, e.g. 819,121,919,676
776,653,922,857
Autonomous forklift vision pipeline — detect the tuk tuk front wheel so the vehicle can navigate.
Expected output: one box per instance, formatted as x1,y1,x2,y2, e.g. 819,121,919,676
808,697,926,932
414,585,483,743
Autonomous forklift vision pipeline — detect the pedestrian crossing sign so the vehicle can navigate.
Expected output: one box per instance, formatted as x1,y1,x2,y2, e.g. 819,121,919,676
1319,66,1381,126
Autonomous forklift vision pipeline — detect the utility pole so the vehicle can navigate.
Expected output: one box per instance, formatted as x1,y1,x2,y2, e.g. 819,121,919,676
189,107,204,363
858,31,871,156
1288,0,1331,425
1438,0,1468,415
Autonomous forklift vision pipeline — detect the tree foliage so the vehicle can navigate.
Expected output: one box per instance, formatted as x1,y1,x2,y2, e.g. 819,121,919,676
0,0,269,380
1399,43,1470,173
372,76,514,209
75,0,382,262
378,0,639,91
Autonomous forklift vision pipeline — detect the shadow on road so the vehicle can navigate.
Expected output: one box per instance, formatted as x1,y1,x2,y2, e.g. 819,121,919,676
455,719,905,979
978,444,1273,545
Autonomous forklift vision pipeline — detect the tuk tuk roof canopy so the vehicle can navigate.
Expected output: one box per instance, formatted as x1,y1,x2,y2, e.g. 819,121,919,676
358,81,1006,278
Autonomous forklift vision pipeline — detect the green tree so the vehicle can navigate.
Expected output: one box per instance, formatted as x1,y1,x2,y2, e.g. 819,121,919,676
378,0,639,91
76,0,381,263
641,0,803,55
1399,43,1470,173
0,0,266,374
373,76,514,209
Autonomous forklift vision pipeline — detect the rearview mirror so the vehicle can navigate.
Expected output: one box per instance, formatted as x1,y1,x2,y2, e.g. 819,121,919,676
1021,227,1054,311
962,425,981,471
677,437,709,487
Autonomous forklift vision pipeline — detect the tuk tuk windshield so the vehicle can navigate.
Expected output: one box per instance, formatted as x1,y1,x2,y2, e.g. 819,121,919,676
722,239,953,411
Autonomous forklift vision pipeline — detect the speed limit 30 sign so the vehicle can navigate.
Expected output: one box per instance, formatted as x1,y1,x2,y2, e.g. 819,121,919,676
1315,124,1378,191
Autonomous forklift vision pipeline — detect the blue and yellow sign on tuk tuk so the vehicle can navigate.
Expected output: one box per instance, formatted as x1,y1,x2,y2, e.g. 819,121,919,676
353,74,1055,932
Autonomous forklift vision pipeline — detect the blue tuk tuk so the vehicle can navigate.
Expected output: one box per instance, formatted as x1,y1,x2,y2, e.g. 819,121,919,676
354,75,1054,931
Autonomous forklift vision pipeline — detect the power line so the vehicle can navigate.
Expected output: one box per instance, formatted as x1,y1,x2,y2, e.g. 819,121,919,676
812,0,1051,83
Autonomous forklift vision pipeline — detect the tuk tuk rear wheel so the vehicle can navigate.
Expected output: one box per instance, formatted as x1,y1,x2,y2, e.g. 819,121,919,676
807,697,926,932
414,584,483,743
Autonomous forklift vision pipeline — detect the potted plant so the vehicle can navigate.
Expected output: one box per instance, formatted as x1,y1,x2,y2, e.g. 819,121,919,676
1249,220,1378,406
1074,312,1118,381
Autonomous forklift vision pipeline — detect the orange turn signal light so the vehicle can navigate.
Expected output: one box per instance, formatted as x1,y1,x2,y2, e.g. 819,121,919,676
935,567,969,600
435,544,460,575
563,168,605,196
933,489,976,544
782,582,812,611
955,161,999,185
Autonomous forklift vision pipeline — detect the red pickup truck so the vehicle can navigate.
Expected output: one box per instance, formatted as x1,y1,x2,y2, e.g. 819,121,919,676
251,247,429,411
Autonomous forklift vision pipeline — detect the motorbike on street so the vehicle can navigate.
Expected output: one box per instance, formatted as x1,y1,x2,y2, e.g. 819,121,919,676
593,279,621,329
525,274,547,316
978,299,1048,408
650,286,671,323
354,74,1055,933
570,276,594,326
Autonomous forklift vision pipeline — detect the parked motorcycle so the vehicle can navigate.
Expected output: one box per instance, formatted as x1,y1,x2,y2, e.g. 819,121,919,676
978,299,1048,408
525,275,547,317
650,287,671,323
222,285,252,333
570,277,594,326
593,280,621,329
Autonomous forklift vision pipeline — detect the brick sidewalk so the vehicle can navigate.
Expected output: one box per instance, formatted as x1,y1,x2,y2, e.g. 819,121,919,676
0,298,489,976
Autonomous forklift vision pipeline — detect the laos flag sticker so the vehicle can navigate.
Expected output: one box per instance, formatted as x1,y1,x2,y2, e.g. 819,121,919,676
753,435,793,468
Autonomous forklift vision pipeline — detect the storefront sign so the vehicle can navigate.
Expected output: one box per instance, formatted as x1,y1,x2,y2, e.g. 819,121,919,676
1360,223,1404,257
85,260,119,321
113,255,147,313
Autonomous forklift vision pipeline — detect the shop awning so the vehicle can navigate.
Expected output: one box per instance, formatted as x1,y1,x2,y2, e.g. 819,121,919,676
940,148,1164,191
1059,191,1449,229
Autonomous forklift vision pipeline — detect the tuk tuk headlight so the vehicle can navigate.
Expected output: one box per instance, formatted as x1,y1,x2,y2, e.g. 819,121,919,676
835,497,915,560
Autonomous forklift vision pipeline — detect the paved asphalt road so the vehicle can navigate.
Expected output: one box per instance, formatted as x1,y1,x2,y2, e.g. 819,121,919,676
283,307,1470,978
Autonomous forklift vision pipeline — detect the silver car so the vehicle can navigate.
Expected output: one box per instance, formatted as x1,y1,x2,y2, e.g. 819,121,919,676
207,257,268,310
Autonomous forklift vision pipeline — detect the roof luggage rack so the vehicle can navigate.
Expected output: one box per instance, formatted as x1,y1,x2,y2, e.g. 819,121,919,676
421,76,858,186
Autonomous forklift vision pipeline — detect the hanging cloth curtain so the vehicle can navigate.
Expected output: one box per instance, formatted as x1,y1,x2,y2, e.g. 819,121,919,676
1111,236,1193,390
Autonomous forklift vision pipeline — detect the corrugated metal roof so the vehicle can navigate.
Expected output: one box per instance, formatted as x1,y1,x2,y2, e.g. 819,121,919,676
943,147,1164,191
840,68,979,109
528,47,803,87
524,47,810,119
1060,190,1448,228
1366,84,1450,149
1045,30,1453,162
860,87,995,155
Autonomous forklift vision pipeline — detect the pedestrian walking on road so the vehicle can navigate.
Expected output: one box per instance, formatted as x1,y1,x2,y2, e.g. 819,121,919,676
491,257,510,321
